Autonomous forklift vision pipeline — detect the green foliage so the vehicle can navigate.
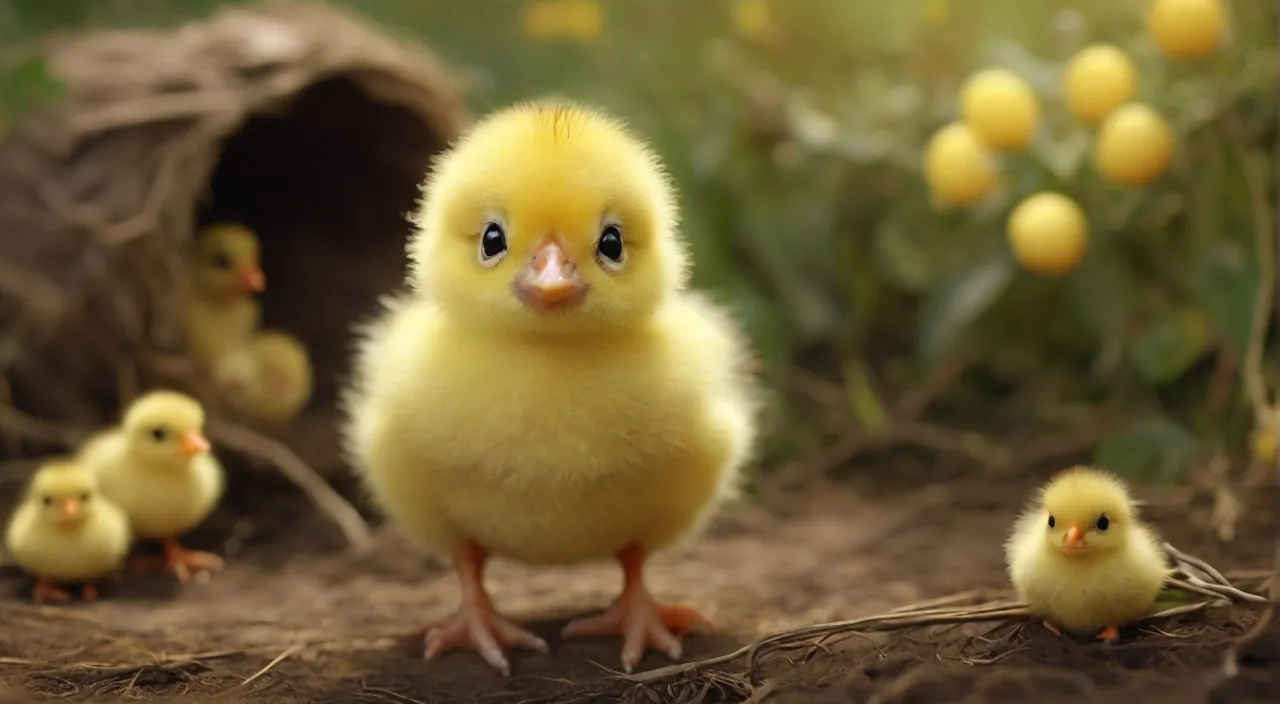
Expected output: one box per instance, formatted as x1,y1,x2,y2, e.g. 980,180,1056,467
0,0,1275,481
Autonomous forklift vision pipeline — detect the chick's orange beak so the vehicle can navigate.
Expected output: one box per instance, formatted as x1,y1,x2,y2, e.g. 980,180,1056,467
58,497,81,522
236,264,266,293
180,429,211,456
1064,524,1086,550
515,240,586,308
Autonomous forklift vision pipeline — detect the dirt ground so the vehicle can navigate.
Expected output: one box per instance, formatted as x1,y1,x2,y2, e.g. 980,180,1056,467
0,466,1275,704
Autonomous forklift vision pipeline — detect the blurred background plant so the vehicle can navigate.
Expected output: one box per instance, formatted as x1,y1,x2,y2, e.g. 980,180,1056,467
0,0,1276,490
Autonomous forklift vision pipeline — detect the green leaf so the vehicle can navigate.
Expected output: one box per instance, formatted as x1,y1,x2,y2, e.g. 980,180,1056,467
1,56,66,119
842,358,889,434
872,218,932,293
1127,308,1214,386
1065,235,1132,343
1194,238,1257,353
1093,416,1201,485
916,248,1017,365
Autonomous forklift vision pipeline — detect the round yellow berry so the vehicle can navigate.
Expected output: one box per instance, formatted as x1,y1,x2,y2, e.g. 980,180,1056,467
1007,192,1089,276
1063,44,1136,125
959,68,1039,151
1146,0,1225,60
923,122,997,207
1094,102,1174,188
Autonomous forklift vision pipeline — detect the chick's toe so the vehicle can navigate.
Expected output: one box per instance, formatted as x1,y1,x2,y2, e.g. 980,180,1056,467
423,542,549,675
561,545,712,673
162,537,223,582
1096,624,1120,642
33,578,71,604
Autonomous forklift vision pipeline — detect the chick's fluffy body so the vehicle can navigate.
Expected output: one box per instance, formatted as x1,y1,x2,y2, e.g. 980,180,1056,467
5,461,132,582
344,101,758,565
81,392,225,539
184,224,263,366
1005,466,1170,632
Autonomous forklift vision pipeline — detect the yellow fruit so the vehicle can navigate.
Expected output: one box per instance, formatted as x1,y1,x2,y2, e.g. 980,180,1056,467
1094,102,1174,187
959,68,1039,151
1146,0,1225,60
1007,192,1089,276
923,122,997,207
1063,44,1137,125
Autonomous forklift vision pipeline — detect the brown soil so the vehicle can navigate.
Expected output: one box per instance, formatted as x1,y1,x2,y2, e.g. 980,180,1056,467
0,470,1275,704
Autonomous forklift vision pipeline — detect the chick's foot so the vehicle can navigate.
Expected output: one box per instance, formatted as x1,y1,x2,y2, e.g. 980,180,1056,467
423,541,549,675
561,544,712,673
32,578,70,604
1096,624,1120,642
163,537,223,582
1041,620,1063,637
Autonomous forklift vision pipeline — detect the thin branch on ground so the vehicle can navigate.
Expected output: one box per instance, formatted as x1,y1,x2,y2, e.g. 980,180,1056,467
234,643,302,689
601,543,1269,689
205,419,373,554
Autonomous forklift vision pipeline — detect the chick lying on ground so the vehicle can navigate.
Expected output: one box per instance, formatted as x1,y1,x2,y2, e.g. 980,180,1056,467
4,459,132,603
1005,465,1171,640
213,329,314,425
79,390,226,582
184,222,267,369
342,99,760,675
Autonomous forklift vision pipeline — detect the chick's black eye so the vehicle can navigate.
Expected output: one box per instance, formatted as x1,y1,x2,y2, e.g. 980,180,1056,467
1096,515,1109,531
1047,515,1056,528
42,496,53,507
211,253,232,269
80,493,91,502
150,427,168,442
479,222,507,265
596,225,624,268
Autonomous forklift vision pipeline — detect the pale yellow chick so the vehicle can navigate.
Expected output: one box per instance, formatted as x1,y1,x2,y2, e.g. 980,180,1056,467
79,390,226,582
213,329,314,425
184,222,267,369
4,459,132,603
342,100,760,675
1005,465,1171,640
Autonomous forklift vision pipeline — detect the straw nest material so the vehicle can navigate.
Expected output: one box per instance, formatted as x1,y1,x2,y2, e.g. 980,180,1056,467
0,0,467,547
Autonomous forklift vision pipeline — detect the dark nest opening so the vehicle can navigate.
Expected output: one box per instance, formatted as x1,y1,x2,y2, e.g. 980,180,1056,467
0,0,467,552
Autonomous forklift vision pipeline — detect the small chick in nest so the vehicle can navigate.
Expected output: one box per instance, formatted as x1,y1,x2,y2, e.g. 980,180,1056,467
213,329,314,426
4,458,132,603
342,99,761,675
184,222,267,369
78,390,226,583
1005,465,1171,641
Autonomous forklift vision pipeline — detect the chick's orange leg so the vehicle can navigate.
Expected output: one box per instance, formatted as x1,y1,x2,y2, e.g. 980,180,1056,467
1096,624,1120,642
162,536,223,582
1041,620,1063,637
422,541,549,675
561,544,712,673
32,577,70,604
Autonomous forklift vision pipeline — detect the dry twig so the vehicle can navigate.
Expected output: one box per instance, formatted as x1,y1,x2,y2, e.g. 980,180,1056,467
205,419,373,553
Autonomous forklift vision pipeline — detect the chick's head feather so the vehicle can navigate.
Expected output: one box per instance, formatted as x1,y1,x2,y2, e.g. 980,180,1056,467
121,390,212,467
191,223,265,298
25,459,100,528
1034,465,1139,558
409,98,687,335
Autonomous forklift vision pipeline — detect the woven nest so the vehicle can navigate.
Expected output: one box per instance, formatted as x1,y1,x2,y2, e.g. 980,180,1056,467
0,0,466,543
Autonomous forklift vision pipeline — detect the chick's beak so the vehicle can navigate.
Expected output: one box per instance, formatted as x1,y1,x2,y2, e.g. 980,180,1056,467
236,264,266,293
180,429,211,456
1064,524,1086,550
58,497,81,522
515,240,586,308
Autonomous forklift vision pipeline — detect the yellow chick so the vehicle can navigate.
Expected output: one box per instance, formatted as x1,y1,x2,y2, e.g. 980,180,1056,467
78,390,226,582
4,459,132,603
212,329,314,425
1005,465,1171,640
184,222,267,368
342,100,760,675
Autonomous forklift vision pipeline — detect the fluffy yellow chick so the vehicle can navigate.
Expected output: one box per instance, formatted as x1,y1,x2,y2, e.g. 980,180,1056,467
212,329,314,425
342,100,760,675
4,459,132,603
78,390,226,582
1005,465,1171,640
184,222,267,368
